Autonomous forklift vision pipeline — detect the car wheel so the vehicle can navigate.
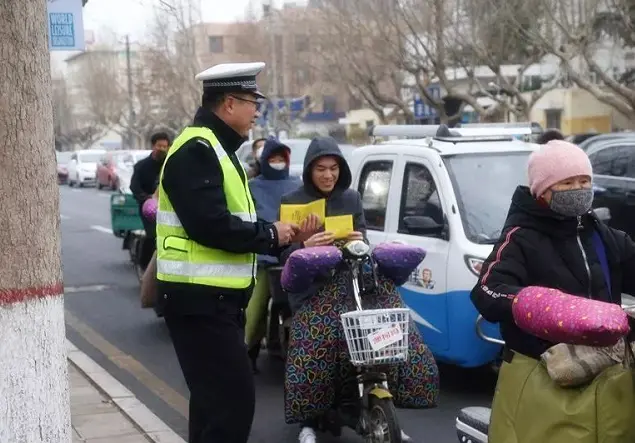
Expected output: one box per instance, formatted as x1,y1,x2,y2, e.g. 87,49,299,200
77,174,83,187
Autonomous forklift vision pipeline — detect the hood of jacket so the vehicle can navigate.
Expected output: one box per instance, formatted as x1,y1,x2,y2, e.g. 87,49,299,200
505,186,598,237
302,136,352,198
259,137,291,180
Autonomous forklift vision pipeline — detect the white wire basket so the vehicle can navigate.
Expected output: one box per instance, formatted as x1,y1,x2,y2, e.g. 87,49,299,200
340,308,410,366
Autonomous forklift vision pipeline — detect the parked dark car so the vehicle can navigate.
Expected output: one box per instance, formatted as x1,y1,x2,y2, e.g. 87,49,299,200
588,138,635,239
579,132,635,151
56,151,73,184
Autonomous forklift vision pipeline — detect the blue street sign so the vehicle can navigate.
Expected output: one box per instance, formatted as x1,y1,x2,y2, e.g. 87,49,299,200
413,86,442,119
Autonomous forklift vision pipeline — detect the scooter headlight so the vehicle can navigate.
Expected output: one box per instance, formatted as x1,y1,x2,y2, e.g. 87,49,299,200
343,240,370,257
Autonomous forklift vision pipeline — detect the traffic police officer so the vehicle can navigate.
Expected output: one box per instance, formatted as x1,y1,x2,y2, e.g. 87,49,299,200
156,62,298,443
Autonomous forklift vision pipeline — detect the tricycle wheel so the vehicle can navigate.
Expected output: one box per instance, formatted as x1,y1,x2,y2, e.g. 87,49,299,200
366,397,402,443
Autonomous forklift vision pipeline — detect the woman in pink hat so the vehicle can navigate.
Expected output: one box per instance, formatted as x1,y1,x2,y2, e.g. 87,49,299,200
470,140,635,442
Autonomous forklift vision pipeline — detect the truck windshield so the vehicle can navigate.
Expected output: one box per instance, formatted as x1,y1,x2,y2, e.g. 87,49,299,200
444,151,532,244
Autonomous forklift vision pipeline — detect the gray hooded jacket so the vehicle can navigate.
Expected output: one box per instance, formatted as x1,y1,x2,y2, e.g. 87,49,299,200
280,136,367,312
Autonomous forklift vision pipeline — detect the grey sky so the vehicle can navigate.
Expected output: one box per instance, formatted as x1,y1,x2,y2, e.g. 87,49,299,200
50,0,306,72
83,0,256,40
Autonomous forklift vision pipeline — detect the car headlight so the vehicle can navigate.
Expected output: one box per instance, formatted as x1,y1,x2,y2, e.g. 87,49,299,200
464,255,485,277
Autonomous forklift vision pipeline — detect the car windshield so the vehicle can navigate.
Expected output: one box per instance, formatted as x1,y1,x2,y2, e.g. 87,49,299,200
79,152,103,163
444,151,532,244
56,151,73,164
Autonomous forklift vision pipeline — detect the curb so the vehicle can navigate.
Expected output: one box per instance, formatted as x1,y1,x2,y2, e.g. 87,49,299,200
66,339,186,443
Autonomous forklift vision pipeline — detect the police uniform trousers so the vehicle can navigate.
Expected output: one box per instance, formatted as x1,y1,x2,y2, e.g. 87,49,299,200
163,290,255,443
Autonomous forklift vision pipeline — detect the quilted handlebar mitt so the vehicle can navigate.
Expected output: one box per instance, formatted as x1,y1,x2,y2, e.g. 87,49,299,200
142,197,158,222
371,243,426,287
512,286,629,347
280,246,342,293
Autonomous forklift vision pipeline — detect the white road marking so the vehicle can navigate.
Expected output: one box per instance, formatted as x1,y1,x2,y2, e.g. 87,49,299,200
91,225,113,234
60,215,70,220
64,284,109,293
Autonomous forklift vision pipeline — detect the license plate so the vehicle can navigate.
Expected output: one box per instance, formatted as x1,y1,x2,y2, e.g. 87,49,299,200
367,324,403,351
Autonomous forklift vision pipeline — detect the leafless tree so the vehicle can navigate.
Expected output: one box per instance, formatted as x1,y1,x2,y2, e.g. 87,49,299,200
519,0,635,119
0,0,69,440
234,6,315,136
298,0,563,123
299,1,414,122
447,0,563,121
75,48,126,130
52,74,107,149
137,0,202,132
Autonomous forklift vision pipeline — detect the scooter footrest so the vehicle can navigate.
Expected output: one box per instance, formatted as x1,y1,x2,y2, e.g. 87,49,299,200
456,406,490,441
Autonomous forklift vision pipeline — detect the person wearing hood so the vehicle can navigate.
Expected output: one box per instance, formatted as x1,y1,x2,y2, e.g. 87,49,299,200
471,140,635,442
279,136,366,307
244,137,301,371
280,137,439,443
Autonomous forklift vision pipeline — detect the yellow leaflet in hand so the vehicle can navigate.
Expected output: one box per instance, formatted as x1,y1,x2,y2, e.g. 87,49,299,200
325,215,354,239
279,199,326,225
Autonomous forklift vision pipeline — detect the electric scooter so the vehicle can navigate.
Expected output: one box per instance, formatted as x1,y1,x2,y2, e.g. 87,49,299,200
283,240,425,442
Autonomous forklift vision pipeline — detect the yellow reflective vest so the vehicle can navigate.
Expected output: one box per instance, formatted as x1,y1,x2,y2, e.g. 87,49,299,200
156,126,257,289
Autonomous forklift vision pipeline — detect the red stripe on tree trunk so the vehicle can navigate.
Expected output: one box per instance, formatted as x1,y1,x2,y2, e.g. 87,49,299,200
0,282,64,305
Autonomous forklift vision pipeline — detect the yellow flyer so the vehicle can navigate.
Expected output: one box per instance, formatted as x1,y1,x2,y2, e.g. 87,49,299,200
279,199,326,225
325,214,354,239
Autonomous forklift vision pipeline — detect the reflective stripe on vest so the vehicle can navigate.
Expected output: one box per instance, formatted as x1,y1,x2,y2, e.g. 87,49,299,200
155,126,257,289
156,210,255,227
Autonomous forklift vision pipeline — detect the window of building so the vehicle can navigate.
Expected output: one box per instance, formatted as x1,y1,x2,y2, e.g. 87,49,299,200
545,108,562,129
295,35,309,52
323,95,337,113
208,36,223,53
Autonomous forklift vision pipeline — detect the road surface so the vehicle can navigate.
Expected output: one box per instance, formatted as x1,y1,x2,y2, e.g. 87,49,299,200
59,184,495,443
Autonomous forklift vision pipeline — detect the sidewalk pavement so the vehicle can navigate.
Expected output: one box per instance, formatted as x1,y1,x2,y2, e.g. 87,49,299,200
67,340,186,443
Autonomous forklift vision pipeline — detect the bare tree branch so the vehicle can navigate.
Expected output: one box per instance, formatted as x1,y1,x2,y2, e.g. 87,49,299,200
517,0,635,118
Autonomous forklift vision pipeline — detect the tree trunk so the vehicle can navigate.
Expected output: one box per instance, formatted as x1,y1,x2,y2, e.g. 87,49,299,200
0,1,70,442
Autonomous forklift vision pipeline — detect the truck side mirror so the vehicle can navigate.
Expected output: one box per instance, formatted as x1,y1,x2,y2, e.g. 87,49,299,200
593,207,611,222
402,215,445,236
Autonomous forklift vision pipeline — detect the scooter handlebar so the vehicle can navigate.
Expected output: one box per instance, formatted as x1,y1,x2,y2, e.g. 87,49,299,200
475,315,505,346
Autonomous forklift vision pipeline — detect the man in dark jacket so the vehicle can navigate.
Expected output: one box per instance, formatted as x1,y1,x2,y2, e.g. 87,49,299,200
157,62,298,443
130,132,171,269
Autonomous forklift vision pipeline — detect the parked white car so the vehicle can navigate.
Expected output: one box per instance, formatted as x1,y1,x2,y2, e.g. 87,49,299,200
67,149,106,187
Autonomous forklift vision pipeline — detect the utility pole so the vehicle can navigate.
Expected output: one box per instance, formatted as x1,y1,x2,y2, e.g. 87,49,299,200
264,0,278,136
125,35,136,149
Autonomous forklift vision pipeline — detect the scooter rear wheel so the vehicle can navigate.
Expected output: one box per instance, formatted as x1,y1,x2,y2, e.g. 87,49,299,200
367,397,402,443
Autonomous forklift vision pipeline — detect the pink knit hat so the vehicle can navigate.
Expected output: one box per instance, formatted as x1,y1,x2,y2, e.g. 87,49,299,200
528,140,593,197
